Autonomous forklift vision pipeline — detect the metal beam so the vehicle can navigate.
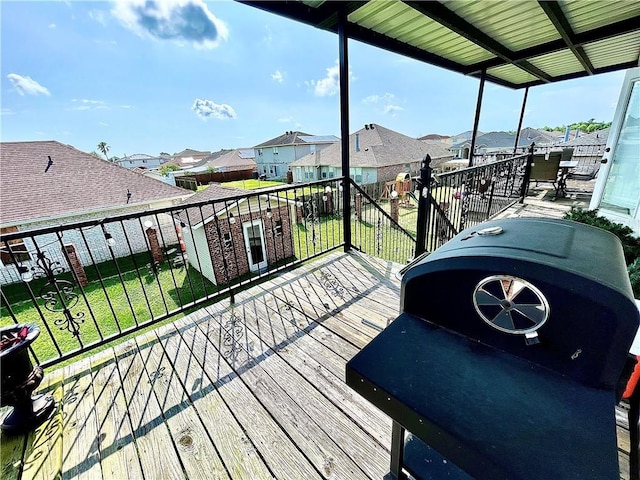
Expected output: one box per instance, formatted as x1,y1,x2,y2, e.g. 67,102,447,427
468,71,486,168
513,87,529,154
537,1,594,74
314,1,367,29
468,15,640,74
403,1,552,83
338,8,352,252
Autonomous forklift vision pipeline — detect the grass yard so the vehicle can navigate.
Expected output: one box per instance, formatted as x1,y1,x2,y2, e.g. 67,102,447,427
222,179,285,190
1,253,217,366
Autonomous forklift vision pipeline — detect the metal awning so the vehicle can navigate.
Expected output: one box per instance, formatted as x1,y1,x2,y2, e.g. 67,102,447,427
239,0,640,89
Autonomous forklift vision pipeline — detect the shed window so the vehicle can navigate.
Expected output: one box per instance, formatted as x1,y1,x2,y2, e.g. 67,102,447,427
222,232,233,249
274,220,283,236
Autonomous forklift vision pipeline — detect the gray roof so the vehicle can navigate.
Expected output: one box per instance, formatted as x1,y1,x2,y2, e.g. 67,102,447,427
205,149,257,171
297,135,340,143
177,183,246,226
0,141,190,226
450,128,556,149
290,124,452,169
561,128,610,146
254,131,312,148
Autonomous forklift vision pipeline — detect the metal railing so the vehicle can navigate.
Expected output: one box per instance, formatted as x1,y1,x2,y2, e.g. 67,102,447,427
0,178,414,367
416,151,531,253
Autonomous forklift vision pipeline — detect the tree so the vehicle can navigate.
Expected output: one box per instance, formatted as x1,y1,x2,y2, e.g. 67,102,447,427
97,142,111,162
89,151,101,158
159,163,181,176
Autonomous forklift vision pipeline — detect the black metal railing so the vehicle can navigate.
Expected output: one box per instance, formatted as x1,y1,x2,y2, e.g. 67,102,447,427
0,178,414,367
349,182,416,265
418,151,530,252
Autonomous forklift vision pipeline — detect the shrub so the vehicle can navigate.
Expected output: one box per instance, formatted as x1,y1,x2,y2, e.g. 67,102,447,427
564,207,640,297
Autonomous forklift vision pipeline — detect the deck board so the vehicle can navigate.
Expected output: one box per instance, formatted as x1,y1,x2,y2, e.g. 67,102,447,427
0,251,632,479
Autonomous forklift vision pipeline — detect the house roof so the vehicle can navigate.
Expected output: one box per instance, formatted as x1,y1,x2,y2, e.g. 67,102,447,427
562,127,610,146
418,134,450,141
290,123,452,169
241,1,640,89
254,131,312,148
205,149,257,171
450,127,556,149
177,183,247,227
168,148,212,168
0,141,190,226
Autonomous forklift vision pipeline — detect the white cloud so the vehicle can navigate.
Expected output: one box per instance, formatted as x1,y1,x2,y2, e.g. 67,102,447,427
7,74,51,96
309,61,355,97
49,23,56,29
363,93,395,104
69,99,109,110
99,122,110,127
384,105,404,117
112,0,228,49
1,108,16,116
89,9,107,26
271,70,284,83
278,116,294,123
192,98,237,120
262,25,273,46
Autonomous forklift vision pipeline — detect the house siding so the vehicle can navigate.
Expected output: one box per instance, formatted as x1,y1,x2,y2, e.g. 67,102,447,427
0,203,180,285
204,205,294,283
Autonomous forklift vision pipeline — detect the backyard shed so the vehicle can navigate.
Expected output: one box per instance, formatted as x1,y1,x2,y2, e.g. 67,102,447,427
178,184,295,285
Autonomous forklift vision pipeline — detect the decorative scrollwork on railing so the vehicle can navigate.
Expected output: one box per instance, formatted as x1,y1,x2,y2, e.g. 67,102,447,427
28,252,86,338
320,270,347,299
222,311,248,364
376,216,383,255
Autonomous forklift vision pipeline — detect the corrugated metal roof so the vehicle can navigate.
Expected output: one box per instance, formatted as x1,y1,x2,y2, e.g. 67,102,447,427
240,0,640,89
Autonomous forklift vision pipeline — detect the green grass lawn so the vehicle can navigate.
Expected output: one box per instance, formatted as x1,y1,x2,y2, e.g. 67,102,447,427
222,179,285,190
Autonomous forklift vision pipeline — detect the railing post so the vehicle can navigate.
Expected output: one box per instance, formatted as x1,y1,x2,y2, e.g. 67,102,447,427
415,155,432,257
520,143,535,203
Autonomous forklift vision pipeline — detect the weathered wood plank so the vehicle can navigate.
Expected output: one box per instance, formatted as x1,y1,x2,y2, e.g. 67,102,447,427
231,289,393,448
182,314,323,479
61,357,103,479
161,315,274,480
90,348,143,480
205,299,391,479
0,429,26,480
22,369,64,480
115,339,184,480
138,328,230,479
199,306,368,479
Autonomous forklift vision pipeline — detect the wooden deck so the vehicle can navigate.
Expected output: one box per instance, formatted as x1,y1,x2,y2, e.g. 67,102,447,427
1,251,633,479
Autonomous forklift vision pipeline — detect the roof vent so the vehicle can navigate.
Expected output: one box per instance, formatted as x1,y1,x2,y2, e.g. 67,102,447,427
365,124,369,130
369,124,374,129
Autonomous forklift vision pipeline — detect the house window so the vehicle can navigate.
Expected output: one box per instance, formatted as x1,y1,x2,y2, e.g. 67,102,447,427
310,144,316,153
351,167,363,183
258,149,263,156
222,232,232,249
328,167,335,178
273,147,279,155
322,172,327,178
0,227,30,265
274,220,283,236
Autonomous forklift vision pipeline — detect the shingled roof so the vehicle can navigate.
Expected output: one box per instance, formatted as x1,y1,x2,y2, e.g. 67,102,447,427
290,124,451,169
0,141,190,226
204,148,257,171
177,183,247,227
253,131,312,148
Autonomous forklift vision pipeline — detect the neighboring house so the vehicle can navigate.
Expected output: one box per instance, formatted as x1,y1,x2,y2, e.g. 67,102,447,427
204,148,257,173
114,153,165,170
289,123,453,184
450,127,556,160
134,167,177,186
178,184,294,285
449,130,480,146
167,148,212,169
0,141,192,284
418,134,451,146
254,131,339,180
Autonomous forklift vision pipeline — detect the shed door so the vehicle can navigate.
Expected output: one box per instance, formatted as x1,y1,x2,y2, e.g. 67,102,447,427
243,220,267,272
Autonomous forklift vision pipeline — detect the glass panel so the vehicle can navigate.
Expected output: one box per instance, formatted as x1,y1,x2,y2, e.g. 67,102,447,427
601,80,640,217
248,224,264,264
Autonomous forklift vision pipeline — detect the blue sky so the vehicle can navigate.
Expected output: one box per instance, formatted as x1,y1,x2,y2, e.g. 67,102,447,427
1,0,627,158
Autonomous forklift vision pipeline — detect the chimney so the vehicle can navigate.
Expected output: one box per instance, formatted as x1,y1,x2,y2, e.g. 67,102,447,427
355,133,360,152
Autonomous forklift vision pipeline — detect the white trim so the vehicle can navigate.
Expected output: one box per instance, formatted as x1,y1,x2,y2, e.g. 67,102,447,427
242,219,267,272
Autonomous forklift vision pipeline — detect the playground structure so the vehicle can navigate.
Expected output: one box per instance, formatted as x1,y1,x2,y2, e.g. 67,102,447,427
380,172,415,207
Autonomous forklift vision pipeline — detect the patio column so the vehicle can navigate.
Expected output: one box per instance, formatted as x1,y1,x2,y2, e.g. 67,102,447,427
468,69,486,167
513,87,530,154
338,7,351,251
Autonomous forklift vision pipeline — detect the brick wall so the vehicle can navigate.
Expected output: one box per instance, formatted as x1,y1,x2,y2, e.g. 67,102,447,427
204,205,294,284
